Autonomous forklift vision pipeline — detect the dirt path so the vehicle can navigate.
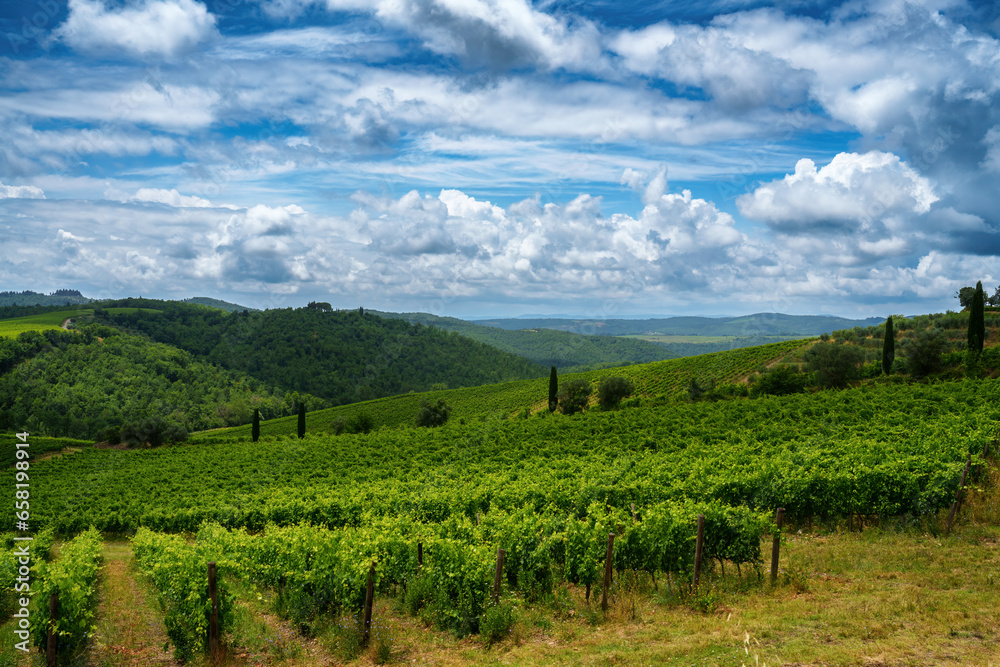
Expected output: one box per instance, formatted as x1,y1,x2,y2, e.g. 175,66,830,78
61,318,72,330
86,541,176,667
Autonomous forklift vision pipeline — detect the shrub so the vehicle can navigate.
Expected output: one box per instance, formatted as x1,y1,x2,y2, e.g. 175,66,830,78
597,376,634,409
480,603,516,647
558,379,592,415
750,365,807,397
803,342,865,388
416,399,452,427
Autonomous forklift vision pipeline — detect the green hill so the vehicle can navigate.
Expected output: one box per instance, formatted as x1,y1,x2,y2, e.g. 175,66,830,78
374,310,675,371
191,338,810,443
94,299,545,405
0,326,312,441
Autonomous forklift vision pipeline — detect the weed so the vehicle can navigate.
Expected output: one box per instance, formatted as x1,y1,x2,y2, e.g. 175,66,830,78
480,602,516,647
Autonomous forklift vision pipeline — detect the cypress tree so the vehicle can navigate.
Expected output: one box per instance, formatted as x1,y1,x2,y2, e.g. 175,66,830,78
297,403,306,439
548,366,558,412
252,408,260,443
881,316,895,374
969,281,985,353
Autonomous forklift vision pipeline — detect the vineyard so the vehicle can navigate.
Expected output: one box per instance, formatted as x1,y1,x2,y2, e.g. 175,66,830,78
2,372,996,663
192,338,810,443
1,326,998,664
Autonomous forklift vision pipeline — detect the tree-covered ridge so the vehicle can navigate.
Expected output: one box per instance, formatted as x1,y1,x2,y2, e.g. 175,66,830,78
0,290,92,307
375,310,675,371
94,300,546,405
0,327,314,441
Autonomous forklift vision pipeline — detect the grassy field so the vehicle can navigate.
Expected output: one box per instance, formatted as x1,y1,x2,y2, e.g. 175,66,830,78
0,309,92,338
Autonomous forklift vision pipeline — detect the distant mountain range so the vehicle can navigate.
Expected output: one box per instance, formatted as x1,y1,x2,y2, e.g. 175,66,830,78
473,313,884,337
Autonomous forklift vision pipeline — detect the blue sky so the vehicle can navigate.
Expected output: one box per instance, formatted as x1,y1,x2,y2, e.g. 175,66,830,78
1,0,999,318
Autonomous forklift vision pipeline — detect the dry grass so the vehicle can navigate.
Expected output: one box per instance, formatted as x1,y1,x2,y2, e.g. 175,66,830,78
86,540,176,667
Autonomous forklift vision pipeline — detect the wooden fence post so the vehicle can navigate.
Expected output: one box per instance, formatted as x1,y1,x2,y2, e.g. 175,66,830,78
492,548,505,605
46,592,57,667
601,533,615,612
208,562,220,662
770,508,785,585
362,562,375,646
946,454,972,533
693,514,705,588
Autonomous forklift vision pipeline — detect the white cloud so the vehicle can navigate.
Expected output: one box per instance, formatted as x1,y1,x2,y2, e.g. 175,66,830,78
736,151,938,232
130,188,216,207
56,0,218,59
0,182,45,199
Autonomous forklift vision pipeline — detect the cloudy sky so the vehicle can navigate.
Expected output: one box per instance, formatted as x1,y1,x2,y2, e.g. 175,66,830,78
1,0,999,318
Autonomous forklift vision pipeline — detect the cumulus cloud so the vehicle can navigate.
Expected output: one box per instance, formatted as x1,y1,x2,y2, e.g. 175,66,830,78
55,0,218,58
131,188,215,207
0,182,46,199
736,151,938,232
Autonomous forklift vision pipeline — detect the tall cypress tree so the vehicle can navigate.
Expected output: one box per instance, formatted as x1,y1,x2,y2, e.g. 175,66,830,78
297,403,306,439
881,316,895,375
969,281,985,353
548,366,558,412
252,408,260,443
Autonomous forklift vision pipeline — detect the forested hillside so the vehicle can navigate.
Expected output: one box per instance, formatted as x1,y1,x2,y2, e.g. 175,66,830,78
94,299,545,404
0,326,312,441
0,289,92,307
375,310,675,370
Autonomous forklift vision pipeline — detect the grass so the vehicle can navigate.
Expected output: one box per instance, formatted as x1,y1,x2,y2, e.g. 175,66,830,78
0,310,93,338
86,540,175,667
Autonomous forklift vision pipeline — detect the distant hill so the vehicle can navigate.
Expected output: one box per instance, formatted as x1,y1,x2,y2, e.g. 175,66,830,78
94,299,545,405
0,289,92,307
475,313,884,337
0,326,311,441
181,296,257,312
374,311,675,371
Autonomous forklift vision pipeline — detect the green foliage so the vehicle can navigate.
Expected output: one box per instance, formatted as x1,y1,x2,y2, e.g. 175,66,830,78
0,327,307,440
416,399,452,427
30,528,102,653
903,328,947,378
131,528,235,662
804,342,866,388
558,379,592,415
882,316,895,375
192,339,811,443
10,378,989,537
956,286,976,309
94,299,545,405
596,376,634,409
377,311,675,371
480,602,516,647
120,417,188,447
750,365,807,397
969,281,985,353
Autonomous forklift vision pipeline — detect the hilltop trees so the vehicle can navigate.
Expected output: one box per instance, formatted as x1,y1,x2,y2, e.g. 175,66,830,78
882,316,895,374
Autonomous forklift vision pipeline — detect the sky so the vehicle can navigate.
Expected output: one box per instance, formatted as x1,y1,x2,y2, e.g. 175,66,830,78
0,0,999,318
